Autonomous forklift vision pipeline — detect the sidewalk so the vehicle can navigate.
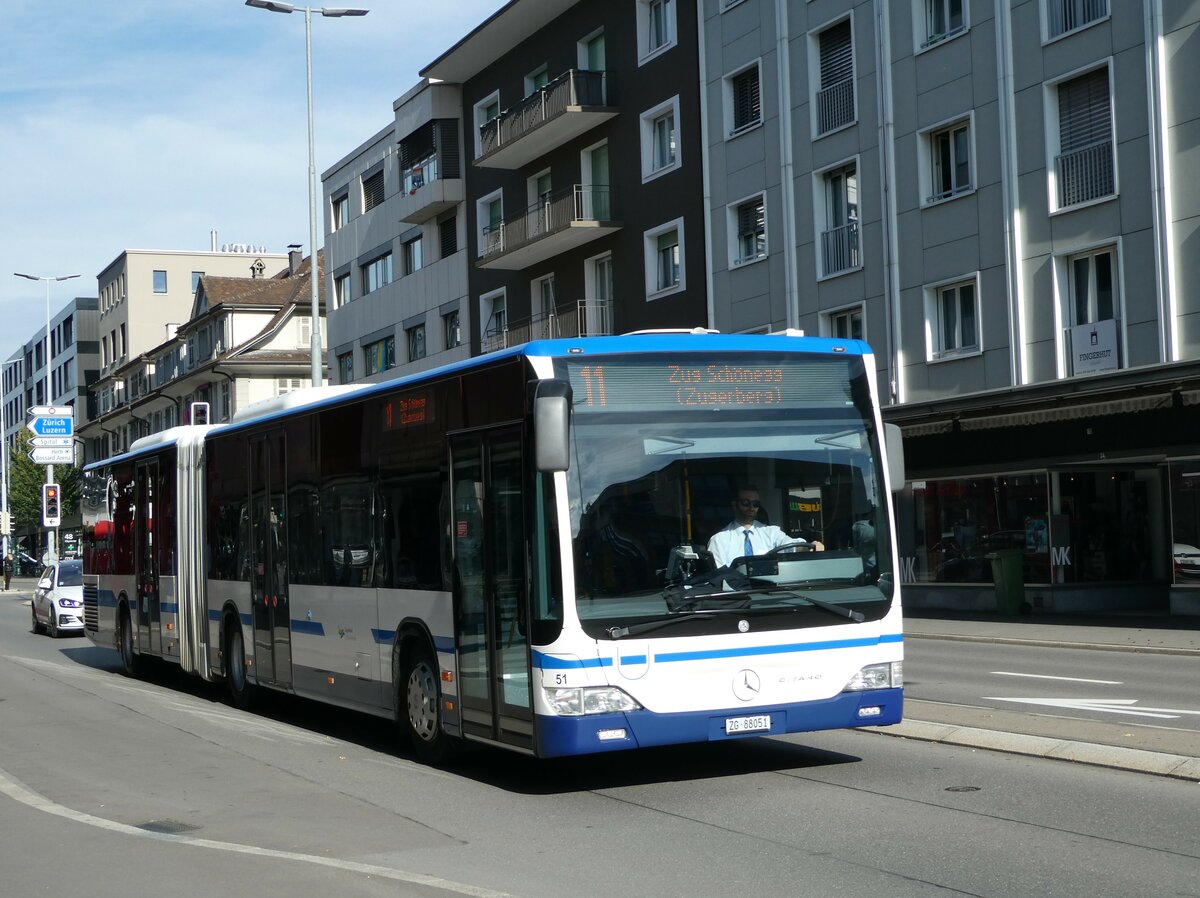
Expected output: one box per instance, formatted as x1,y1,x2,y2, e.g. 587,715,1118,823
870,610,1200,781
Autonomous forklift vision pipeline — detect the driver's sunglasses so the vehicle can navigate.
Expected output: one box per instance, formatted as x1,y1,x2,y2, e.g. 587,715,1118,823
737,499,762,509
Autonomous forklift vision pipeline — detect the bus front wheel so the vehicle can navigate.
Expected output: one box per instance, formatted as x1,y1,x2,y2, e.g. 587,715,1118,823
118,606,143,677
400,641,451,765
224,621,255,711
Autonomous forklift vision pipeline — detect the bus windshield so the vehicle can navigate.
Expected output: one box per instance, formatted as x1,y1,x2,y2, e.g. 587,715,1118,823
560,353,893,638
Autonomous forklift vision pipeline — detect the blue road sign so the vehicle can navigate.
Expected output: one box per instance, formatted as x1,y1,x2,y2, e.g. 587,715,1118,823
27,416,74,437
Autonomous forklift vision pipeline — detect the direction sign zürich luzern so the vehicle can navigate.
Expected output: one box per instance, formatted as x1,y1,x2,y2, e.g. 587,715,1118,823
27,414,74,438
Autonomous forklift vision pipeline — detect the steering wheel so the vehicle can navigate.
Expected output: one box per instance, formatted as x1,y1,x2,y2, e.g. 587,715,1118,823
765,540,814,556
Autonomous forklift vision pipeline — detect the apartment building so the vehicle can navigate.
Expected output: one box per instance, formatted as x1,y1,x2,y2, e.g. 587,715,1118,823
81,246,288,460
322,80,471,383
700,0,1200,614
421,0,708,350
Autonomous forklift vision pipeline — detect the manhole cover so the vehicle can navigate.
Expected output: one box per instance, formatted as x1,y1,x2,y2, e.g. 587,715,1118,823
136,820,199,835
944,786,981,793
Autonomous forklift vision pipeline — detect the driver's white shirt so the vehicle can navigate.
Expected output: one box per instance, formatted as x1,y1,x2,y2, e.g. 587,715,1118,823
707,521,801,567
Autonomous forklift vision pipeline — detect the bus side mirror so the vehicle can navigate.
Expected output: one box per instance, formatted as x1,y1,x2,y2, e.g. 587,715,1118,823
883,423,905,492
534,380,572,473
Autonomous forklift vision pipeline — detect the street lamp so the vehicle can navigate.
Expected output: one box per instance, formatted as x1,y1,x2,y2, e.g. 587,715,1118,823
13,271,80,565
245,0,368,388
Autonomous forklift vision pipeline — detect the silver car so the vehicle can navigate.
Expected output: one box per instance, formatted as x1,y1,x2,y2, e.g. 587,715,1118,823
31,559,85,638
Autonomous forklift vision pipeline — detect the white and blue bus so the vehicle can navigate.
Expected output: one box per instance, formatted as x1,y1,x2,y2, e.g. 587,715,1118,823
82,332,905,762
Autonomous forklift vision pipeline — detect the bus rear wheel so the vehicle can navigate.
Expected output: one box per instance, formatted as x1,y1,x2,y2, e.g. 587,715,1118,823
118,606,143,677
224,621,256,711
400,642,452,765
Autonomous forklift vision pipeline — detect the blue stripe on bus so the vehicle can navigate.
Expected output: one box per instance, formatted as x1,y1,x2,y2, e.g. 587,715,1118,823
161,603,178,614
291,619,324,636
532,633,902,669
433,636,455,654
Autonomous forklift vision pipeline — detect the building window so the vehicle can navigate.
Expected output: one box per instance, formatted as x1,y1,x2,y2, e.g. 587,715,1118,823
444,310,461,349
439,215,457,259
338,350,354,383
637,0,676,62
1046,0,1109,41
333,272,350,309
361,252,392,294
364,336,395,376
361,170,385,212
921,0,966,48
402,235,423,276
191,271,204,294
1068,246,1115,326
640,97,680,181
153,270,167,293
644,219,685,298
726,64,762,137
524,64,550,97
478,192,503,258
815,19,855,136
331,192,349,230
482,289,507,351
819,162,859,277
407,324,426,362
730,195,766,266
474,92,501,156
1053,67,1114,210
929,279,979,358
924,118,973,203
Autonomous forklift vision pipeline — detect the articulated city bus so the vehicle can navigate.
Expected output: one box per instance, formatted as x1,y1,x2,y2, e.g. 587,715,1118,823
82,331,905,762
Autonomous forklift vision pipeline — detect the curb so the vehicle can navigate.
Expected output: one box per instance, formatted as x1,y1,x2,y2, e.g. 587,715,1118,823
867,718,1200,782
906,631,1200,657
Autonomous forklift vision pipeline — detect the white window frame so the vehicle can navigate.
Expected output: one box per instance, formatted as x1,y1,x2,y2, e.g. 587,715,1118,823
914,0,968,53
481,288,508,347
727,192,768,268
644,217,686,300
333,272,351,309
636,0,677,65
524,64,549,98
923,274,982,362
639,96,681,182
330,192,349,231
824,304,865,342
918,112,975,207
476,189,504,259
1044,61,1117,214
1042,0,1111,44
813,156,861,280
808,12,857,139
577,28,605,71
473,90,501,156
723,60,763,139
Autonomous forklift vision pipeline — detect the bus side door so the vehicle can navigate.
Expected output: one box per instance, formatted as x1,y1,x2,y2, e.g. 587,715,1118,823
250,431,292,689
135,460,161,656
450,428,533,750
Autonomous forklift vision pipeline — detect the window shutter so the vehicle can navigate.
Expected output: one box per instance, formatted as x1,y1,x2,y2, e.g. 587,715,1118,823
738,199,764,240
362,171,385,211
732,68,760,130
1059,69,1110,152
819,21,853,89
439,215,458,258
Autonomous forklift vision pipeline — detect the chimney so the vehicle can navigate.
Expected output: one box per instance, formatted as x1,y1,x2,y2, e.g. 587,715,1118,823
287,244,303,276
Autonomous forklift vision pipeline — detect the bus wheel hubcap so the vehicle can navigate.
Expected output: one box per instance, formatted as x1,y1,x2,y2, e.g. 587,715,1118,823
407,662,437,741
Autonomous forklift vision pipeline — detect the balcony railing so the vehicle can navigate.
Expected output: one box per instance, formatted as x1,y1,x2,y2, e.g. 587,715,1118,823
480,185,615,261
1047,0,1108,39
479,69,608,160
816,78,854,135
821,221,860,276
482,300,613,353
1056,140,1114,208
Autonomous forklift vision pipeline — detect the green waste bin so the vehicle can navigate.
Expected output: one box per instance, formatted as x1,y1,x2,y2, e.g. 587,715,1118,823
986,548,1025,616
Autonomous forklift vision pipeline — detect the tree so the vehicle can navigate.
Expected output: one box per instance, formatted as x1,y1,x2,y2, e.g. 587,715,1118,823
9,429,80,532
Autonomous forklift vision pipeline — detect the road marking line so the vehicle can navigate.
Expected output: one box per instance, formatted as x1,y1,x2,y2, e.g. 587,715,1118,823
983,697,1200,719
0,765,514,898
990,671,1122,685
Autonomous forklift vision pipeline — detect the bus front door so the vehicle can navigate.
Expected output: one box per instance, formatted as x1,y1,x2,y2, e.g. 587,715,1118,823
451,429,533,750
250,432,292,689
135,461,161,655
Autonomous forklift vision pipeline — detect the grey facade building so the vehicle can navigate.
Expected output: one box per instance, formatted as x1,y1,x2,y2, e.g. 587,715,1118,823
700,0,1200,614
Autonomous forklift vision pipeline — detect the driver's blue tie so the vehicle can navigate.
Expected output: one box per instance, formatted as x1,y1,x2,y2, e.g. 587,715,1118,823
744,529,754,557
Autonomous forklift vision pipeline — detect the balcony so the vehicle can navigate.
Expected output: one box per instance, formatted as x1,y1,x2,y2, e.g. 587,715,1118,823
816,78,854,135
476,70,616,170
1056,140,1114,209
482,300,613,353
821,220,860,277
478,185,620,271
398,150,463,224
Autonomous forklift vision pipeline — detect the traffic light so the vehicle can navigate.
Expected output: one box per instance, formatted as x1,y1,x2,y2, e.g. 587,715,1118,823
42,483,61,528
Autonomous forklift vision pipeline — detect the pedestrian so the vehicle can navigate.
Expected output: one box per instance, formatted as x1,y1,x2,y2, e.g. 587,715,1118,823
3,552,12,591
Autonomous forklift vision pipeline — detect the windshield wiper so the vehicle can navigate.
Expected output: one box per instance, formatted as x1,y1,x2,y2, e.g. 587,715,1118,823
608,610,737,640
757,588,866,622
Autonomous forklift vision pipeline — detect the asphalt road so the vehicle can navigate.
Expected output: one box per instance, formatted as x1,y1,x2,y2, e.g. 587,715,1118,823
1,590,1198,898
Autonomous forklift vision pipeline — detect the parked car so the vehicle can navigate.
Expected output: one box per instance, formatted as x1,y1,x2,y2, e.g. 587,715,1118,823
17,550,40,576
31,559,85,638
1172,543,1200,579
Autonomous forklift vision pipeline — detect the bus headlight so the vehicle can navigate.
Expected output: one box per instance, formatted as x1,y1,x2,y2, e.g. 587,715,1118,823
543,686,642,716
842,661,903,692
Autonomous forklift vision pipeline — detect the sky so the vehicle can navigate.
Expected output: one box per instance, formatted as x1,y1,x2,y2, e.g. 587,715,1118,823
0,0,505,363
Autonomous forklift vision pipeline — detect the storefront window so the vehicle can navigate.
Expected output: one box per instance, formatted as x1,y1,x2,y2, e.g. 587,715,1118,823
1056,469,1156,583
896,474,1049,584
1169,460,1200,586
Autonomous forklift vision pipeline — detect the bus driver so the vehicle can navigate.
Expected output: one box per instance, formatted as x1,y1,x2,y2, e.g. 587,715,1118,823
707,486,824,568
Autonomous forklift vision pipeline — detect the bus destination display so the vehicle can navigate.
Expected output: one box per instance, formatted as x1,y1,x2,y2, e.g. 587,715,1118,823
566,358,853,413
